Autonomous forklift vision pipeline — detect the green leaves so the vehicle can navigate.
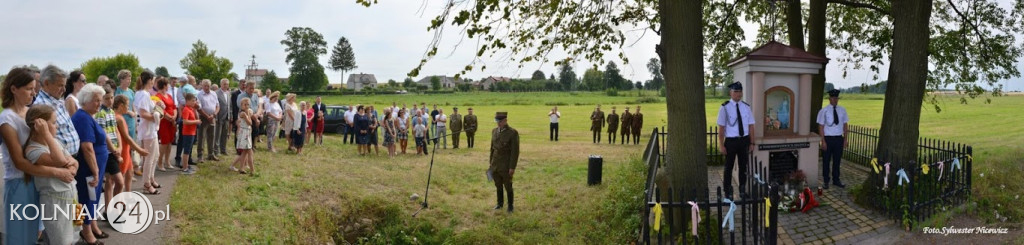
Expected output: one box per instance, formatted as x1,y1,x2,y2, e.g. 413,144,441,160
80,53,145,87
281,27,329,91
179,40,234,82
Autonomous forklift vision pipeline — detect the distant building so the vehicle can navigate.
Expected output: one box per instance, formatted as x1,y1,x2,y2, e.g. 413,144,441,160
346,73,378,91
416,75,464,89
479,76,511,90
245,69,268,86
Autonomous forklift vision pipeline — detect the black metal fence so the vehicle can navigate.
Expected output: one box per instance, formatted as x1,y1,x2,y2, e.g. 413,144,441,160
641,128,779,244
843,125,973,227
706,127,724,166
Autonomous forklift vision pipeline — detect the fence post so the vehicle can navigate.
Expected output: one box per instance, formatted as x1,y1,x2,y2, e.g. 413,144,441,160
769,184,779,244
966,146,973,197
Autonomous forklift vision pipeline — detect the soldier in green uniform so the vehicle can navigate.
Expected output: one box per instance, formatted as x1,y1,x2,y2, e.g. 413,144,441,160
450,107,463,149
464,107,478,148
489,111,520,213
590,105,604,143
632,105,644,144
606,106,619,144
620,107,632,144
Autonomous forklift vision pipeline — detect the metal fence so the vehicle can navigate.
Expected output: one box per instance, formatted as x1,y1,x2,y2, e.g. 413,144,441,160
641,128,779,244
841,125,973,227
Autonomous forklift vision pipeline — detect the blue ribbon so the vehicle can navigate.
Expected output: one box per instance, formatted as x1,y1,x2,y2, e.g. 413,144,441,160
952,158,961,172
896,168,910,186
754,173,765,184
721,198,736,232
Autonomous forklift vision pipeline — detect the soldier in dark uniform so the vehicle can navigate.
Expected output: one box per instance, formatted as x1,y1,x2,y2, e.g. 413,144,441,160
606,107,619,144
590,105,604,143
464,107,478,148
717,82,755,198
632,105,644,145
489,111,520,213
620,107,632,144
450,107,463,149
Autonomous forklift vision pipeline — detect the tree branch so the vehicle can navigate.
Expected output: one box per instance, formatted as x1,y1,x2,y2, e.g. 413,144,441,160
826,0,889,15
945,0,991,60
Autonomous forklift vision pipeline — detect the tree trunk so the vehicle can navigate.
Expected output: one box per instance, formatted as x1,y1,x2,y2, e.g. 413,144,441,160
860,0,932,199
659,0,707,237
786,0,805,50
807,0,826,134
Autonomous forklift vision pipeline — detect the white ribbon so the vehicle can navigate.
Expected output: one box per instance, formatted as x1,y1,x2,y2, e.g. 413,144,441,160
687,201,701,237
754,173,765,184
937,161,945,181
897,168,910,186
952,158,961,172
883,162,891,189
721,198,736,232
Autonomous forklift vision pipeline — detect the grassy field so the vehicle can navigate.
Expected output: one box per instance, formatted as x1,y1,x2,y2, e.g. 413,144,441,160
169,91,1023,244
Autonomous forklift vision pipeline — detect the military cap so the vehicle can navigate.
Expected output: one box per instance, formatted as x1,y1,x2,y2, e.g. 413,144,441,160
828,89,841,97
728,82,743,91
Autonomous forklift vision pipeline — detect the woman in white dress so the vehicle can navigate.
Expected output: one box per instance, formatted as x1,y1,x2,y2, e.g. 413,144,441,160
263,92,282,152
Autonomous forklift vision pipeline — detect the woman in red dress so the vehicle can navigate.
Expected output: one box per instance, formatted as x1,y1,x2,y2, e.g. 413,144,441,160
155,79,177,171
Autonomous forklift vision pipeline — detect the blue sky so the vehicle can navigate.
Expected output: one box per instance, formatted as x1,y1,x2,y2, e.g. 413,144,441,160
1,0,1021,91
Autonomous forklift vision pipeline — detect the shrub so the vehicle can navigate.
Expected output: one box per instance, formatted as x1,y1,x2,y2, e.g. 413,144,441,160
606,88,619,96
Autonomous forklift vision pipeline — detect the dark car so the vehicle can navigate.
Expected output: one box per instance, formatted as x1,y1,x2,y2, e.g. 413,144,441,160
324,105,350,134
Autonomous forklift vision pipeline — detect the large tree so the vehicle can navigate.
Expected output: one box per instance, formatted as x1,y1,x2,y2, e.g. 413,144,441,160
604,61,626,90
179,40,234,81
261,70,286,92
646,58,664,90
81,53,145,85
581,68,604,91
281,27,329,91
557,63,577,91
154,66,170,77
328,36,358,88
531,70,546,80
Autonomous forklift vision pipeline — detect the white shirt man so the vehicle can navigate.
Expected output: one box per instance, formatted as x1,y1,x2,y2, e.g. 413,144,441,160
716,82,755,198
816,89,849,189
198,88,219,118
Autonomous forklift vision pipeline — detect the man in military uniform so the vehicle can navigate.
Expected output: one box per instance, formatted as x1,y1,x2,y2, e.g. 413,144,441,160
606,107,619,144
450,107,463,149
620,107,632,145
489,111,520,213
464,107,478,148
590,105,605,143
632,105,644,145
817,89,849,189
717,82,755,198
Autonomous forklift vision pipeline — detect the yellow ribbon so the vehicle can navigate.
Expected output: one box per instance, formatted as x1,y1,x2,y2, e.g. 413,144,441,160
921,163,930,175
871,158,881,174
764,197,772,227
652,203,663,232
967,154,973,162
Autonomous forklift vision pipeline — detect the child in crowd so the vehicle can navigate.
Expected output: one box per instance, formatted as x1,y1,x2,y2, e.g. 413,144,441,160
233,98,255,174
414,119,427,155
180,93,200,174
24,105,78,245
113,95,149,194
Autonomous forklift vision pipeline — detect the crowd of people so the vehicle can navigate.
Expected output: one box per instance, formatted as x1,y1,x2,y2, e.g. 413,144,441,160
338,102,480,157
0,66,332,244
0,64,653,243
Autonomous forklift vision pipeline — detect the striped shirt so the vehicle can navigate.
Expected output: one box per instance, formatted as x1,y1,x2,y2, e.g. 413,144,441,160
34,90,81,155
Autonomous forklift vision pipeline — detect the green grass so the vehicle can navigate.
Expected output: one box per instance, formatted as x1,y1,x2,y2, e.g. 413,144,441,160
171,91,1024,244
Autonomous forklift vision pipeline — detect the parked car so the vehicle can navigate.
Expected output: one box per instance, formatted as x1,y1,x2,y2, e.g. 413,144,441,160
324,105,350,134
